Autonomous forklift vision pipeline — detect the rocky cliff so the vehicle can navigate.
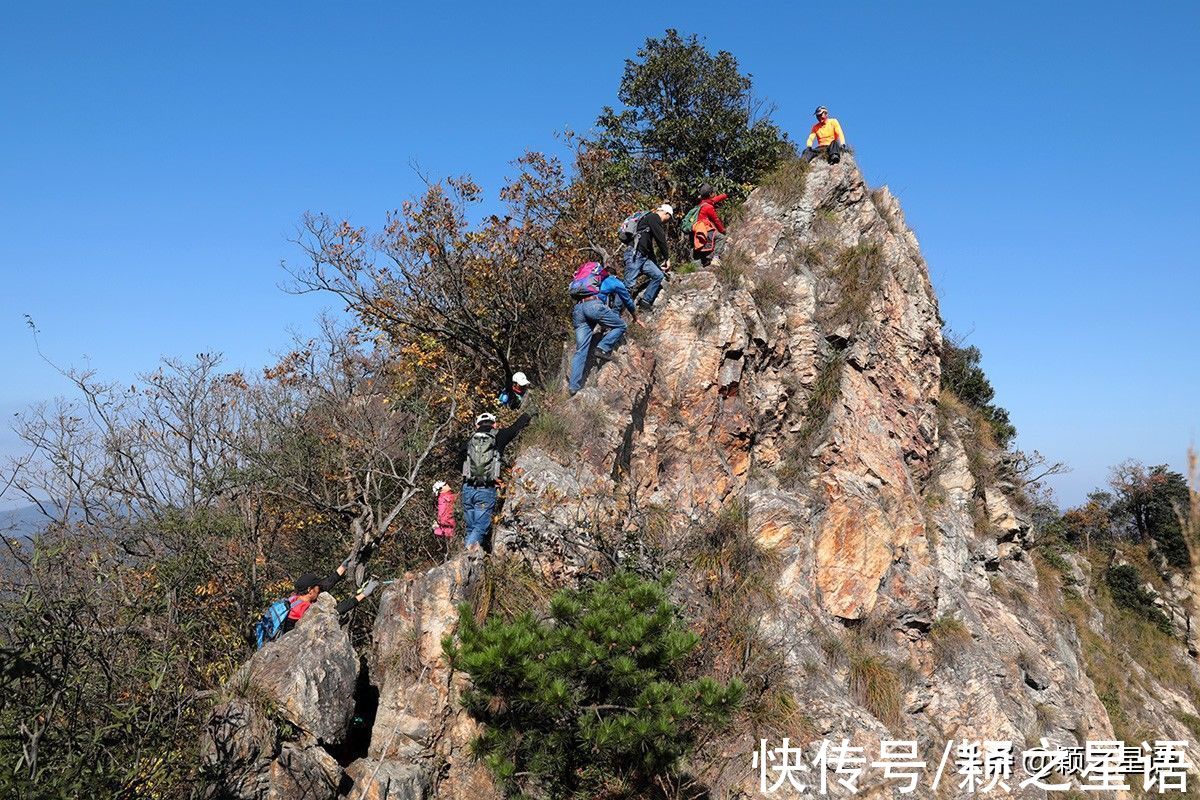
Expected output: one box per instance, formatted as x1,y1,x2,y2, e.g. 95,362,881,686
205,154,1200,799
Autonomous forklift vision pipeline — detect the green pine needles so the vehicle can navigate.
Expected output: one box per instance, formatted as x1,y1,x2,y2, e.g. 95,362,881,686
443,572,745,799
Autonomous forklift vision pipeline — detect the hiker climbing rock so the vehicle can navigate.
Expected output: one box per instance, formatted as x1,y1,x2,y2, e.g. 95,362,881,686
254,557,380,648
432,479,456,560
497,371,531,410
623,204,673,310
567,260,637,396
460,410,531,553
801,105,846,164
691,184,728,267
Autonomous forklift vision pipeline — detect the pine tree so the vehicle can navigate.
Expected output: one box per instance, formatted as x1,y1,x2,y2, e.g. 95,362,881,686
444,572,744,798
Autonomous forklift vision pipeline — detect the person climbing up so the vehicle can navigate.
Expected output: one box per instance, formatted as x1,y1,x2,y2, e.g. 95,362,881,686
255,556,380,647
497,371,531,411
460,410,532,554
624,204,673,311
692,184,729,267
432,479,456,560
568,260,637,396
801,106,847,164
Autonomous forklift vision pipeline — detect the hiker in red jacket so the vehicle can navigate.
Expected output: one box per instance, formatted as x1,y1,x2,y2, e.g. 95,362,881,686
692,184,728,267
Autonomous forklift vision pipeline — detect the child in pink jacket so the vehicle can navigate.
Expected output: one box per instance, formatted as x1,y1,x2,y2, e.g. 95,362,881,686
432,480,456,558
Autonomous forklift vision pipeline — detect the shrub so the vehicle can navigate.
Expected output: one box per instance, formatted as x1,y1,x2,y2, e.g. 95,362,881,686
940,335,1017,449
1105,564,1173,634
446,572,744,798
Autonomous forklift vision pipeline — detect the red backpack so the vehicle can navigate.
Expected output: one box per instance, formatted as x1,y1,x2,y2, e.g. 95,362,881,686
568,261,607,299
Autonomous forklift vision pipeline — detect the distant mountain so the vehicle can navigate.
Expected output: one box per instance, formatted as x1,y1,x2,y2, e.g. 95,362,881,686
0,503,56,542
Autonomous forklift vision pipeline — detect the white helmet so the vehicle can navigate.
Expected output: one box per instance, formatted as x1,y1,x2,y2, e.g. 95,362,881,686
432,480,447,496
475,412,497,426
657,203,674,218
512,371,530,387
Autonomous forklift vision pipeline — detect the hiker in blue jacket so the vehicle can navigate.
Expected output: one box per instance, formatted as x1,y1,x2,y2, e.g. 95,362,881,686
568,262,637,396
497,371,531,410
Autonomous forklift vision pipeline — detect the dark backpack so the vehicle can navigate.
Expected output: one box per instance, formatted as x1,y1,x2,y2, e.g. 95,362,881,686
255,596,295,649
568,261,607,300
617,211,648,244
462,430,500,483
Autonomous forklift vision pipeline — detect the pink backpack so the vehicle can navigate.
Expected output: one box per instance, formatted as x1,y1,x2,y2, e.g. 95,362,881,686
568,261,607,299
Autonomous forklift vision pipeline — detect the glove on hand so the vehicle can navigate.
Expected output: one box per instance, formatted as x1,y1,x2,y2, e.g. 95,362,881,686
359,579,381,599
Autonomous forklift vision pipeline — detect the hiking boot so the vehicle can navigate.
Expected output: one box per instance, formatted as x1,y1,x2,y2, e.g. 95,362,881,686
595,348,615,363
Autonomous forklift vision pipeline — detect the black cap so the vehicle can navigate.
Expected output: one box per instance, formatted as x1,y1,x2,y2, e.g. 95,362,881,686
295,573,321,592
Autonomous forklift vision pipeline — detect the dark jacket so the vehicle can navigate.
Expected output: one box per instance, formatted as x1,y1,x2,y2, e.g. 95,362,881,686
634,213,670,263
281,570,360,634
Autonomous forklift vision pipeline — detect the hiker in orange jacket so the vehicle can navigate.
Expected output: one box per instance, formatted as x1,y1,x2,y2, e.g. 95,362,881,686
692,184,728,267
801,106,846,164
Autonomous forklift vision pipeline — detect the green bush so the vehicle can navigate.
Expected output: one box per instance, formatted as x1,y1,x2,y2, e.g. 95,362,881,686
940,335,1017,449
445,572,744,798
1105,564,1173,634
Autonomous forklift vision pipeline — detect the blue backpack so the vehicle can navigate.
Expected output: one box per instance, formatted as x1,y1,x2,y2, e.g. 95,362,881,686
255,596,296,649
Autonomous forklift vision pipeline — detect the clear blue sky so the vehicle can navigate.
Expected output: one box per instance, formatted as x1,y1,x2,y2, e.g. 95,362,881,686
2,1,1197,507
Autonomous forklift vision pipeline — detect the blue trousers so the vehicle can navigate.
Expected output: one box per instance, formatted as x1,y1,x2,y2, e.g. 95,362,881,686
569,299,627,393
462,484,497,547
623,249,665,306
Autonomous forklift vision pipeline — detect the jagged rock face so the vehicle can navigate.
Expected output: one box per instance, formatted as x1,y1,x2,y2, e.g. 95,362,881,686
210,154,1200,797
201,593,357,799
502,154,942,626
363,555,495,800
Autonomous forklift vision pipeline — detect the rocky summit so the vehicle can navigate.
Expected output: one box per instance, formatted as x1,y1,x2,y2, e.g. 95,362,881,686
204,154,1200,798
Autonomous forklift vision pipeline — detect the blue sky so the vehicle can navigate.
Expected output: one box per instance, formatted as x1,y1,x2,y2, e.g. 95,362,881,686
1,1,1197,507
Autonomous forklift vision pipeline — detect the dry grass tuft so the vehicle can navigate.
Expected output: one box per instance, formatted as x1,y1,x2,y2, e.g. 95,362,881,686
826,241,886,326
760,158,811,208
471,554,552,623
750,266,790,313
929,615,972,668
848,649,904,728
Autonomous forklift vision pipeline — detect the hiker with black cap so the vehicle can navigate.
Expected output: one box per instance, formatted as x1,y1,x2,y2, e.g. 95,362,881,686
460,410,532,553
624,203,673,311
255,555,381,647
497,371,532,411
283,566,380,634
801,106,847,164
692,184,729,267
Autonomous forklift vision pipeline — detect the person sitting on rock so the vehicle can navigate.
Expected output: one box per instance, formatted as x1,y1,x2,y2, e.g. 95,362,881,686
801,106,846,164
497,371,531,411
460,411,532,554
624,203,673,311
568,261,637,396
691,184,729,267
